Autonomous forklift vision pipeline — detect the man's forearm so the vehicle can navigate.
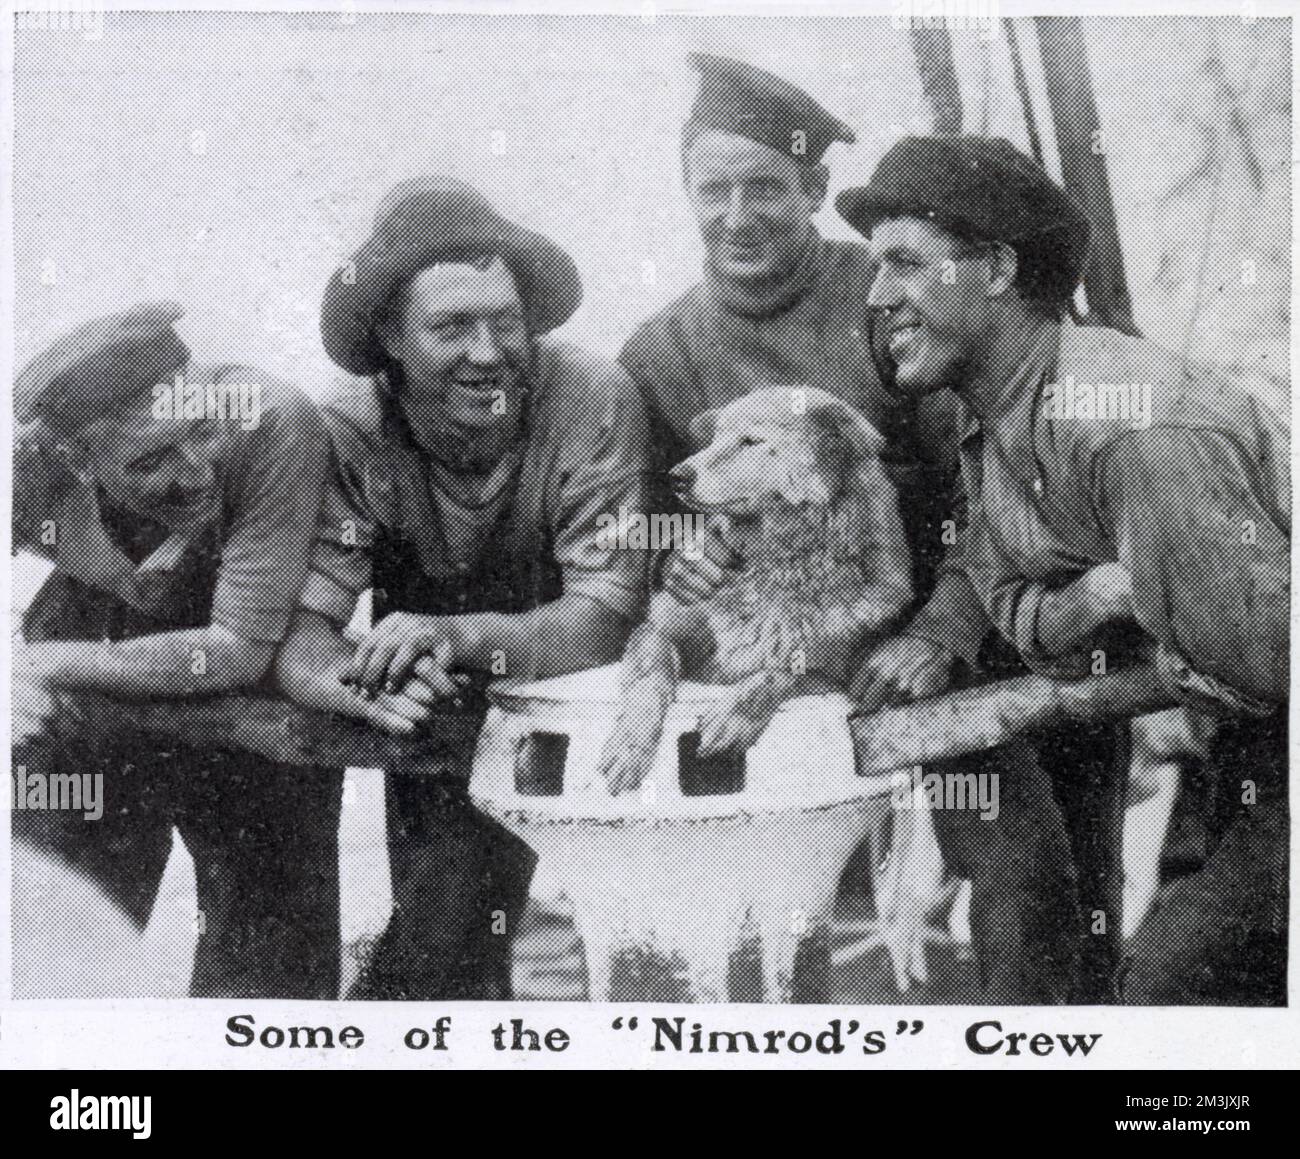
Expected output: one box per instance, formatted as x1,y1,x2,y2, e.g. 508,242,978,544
23,625,275,699
452,595,631,679
272,613,372,721
1034,570,1130,658
902,570,990,670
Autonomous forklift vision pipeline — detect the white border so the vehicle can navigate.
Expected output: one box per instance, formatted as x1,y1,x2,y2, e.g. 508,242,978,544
0,0,1296,1072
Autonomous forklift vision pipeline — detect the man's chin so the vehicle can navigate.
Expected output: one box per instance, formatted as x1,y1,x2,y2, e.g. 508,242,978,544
443,395,517,430
890,360,948,399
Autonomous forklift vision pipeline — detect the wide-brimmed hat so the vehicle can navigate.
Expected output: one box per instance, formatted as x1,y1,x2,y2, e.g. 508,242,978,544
836,135,1092,306
320,176,583,374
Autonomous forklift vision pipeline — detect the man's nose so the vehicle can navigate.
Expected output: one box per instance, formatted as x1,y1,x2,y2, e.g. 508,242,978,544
176,443,215,487
867,264,902,310
466,320,505,364
722,187,753,231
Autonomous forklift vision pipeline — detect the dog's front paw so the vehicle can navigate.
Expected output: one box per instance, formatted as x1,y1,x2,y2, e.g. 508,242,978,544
697,687,777,757
596,728,659,796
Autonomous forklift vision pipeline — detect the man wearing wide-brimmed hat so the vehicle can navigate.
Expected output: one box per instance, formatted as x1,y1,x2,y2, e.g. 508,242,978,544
272,177,650,999
839,134,1289,1005
12,303,342,998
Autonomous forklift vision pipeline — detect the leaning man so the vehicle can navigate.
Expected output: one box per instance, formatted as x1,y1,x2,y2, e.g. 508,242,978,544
12,302,338,998
839,135,1289,1004
272,177,650,1000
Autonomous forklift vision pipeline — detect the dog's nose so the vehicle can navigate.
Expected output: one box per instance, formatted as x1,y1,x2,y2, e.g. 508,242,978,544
667,463,695,489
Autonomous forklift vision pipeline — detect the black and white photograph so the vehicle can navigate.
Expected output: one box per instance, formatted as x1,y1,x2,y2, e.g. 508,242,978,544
1,0,1295,1087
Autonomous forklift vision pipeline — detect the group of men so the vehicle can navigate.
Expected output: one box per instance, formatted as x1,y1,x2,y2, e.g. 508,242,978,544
12,53,1288,1005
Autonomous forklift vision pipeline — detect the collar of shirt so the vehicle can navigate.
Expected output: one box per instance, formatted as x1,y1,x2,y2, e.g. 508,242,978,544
53,483,208,611
960,316,1063,494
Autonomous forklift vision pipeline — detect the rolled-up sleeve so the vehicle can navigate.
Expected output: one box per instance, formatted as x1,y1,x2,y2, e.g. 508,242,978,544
1094,428,1289,705
550,364,652,622
210,386,329,645
297,409,384,627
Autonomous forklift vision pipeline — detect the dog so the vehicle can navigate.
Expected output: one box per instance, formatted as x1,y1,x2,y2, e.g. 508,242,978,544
597,386,913,795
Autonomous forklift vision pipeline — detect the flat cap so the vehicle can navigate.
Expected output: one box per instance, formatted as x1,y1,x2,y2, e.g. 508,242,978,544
686,52,855,166
15,301,190,433
836,135,1092,305
320,175,583,375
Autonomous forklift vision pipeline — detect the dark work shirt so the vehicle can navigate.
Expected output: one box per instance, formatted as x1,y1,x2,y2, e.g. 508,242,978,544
961,318,1289,709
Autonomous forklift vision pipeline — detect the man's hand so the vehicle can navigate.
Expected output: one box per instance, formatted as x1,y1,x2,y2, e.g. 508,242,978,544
350,672,443,736
850,636,958,714
12,670,59,746
344,612,470,697
661,521,738,605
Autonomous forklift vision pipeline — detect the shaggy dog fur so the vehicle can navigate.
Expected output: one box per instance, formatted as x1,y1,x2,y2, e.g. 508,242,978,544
598,386,913,794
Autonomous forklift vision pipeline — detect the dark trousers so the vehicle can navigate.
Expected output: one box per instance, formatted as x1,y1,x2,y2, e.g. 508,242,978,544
1122,708,1288,1005
349,770,537,1001
13,736,343,999
17,571,343,999
929,719,1128,1004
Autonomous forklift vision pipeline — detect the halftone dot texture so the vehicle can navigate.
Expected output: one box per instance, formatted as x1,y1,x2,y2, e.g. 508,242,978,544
319,176,583,375
11,14,1289,1006
685,51,855,165
15,302,190,432
835,134,1093,313
14,312,340,998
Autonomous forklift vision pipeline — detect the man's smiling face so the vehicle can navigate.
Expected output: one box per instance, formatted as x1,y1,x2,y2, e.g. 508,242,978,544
379,257,533,442
684,129,825,284
81,394,225,531
867,216,996,397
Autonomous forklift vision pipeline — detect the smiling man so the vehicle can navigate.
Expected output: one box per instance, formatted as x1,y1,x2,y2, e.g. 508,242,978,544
12,302,339,998
621,52,990,731
620,56,1059,1001
272,177,650,999
839,135,1289,1004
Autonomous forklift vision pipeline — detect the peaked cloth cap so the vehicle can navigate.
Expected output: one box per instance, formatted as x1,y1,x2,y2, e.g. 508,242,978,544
836,135,1093,305
686,52,856,166
16,301,190,434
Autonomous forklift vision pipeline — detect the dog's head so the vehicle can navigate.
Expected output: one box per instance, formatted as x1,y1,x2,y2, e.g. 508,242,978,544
668,387,889,520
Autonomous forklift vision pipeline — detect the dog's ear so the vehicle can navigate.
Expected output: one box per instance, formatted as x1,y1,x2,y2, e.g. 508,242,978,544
804,400,888,498
807,396,888,461
688,407,719,449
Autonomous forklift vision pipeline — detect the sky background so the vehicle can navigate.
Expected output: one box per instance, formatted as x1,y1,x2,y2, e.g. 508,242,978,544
13,11,1290,395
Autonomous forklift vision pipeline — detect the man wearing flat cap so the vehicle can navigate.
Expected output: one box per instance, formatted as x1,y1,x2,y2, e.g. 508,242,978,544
839,135,1289,1004
12,303,341,997
272,177,650,999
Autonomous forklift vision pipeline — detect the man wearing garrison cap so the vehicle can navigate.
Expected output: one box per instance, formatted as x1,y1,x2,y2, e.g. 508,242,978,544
840,135,1289,1004
623,51,997,726
12,303,343,998
621,56,1030,996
